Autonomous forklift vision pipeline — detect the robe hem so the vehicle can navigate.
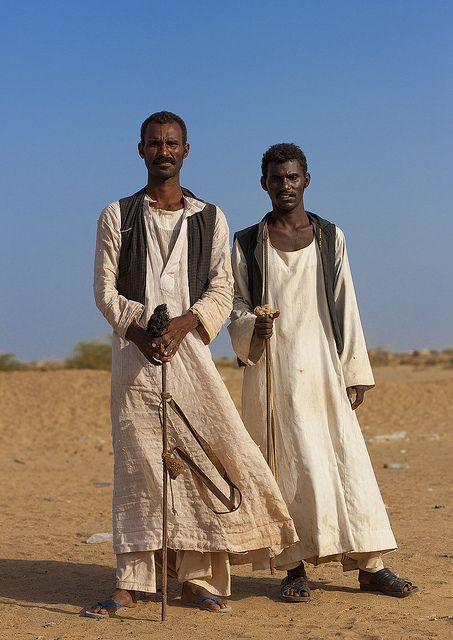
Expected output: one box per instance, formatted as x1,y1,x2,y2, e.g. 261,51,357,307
113,518,297,556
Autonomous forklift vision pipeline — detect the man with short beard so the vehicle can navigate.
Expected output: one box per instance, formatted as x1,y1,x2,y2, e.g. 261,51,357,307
88,115,297,617
229,143,418,602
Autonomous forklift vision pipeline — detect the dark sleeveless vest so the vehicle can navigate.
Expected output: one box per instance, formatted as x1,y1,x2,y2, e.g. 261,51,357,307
234,211,344,354
117,187,216,307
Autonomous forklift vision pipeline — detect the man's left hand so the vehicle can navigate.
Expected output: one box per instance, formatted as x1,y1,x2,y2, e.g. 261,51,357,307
151,312,198,362
346,385,374,410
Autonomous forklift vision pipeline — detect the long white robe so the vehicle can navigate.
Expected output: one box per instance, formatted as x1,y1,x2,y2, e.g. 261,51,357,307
94,194,298,561
228,228,396,567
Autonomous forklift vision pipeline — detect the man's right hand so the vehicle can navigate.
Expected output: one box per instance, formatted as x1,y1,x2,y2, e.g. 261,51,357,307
254,310,280,339
125,321,163,366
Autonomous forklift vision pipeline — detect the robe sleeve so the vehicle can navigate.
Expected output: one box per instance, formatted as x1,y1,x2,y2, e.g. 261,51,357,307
228,239,265,366
93,202,145,338
189,207,234,344
334,227,375,387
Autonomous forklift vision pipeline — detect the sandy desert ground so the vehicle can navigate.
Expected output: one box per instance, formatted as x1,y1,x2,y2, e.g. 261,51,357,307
1,363,452,639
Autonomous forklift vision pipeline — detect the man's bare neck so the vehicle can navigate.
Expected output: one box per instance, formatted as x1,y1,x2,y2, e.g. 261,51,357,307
267,204,313,251
146,178,184,211
268,205,310,231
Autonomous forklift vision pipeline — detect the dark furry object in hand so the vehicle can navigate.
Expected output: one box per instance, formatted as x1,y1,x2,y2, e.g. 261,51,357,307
147,304,171,337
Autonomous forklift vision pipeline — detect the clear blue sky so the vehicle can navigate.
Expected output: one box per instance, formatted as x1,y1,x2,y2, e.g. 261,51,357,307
1,0,452,360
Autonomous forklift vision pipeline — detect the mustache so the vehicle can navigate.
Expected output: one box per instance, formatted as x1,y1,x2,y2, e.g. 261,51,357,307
153,156,176,165
278,190,295,197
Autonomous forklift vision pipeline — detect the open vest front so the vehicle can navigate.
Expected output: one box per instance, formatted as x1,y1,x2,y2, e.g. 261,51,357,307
234,212,344,354
117,188,216,307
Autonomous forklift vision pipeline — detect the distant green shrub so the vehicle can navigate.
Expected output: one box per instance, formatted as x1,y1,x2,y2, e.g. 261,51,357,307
65,339,112,370
0,353,25,371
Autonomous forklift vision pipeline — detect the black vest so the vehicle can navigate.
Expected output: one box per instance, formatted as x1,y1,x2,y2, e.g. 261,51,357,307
234,212,344,354
117,188,216,307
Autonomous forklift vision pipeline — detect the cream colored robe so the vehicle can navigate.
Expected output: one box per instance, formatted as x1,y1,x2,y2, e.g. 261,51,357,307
94,194,297,560
228,228,397,567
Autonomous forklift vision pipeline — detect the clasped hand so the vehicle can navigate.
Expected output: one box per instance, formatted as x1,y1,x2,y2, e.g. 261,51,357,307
126,312,198,365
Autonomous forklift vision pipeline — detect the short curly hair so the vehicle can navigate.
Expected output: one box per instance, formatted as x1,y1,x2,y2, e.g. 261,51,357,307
261,143,308,177
140,111,188,145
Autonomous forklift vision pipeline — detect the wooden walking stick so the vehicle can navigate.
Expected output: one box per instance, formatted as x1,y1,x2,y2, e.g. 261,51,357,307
254,224,279,575
147,304,171,623
264,334,275,474
255,223,278,478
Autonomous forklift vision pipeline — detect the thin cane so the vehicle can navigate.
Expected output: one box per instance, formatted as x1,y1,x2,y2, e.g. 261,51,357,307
161,361,169,623
262,224,277,576
263,224,277,479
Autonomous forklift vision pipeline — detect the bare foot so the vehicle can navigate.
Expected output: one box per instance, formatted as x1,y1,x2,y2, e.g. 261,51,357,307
180,582,231,613
85,588,137,617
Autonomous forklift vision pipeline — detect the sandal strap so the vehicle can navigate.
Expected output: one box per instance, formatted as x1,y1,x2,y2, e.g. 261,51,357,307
196,595,221,605
375,568,412,588
97,599,123,609
363,568,413,594
281,574,310,593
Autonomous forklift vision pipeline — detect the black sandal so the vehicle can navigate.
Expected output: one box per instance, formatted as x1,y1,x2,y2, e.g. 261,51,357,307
359,568,419,598
280,574,311,602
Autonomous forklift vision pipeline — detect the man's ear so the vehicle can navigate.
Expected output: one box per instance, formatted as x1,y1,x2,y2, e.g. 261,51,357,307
260,175,268,192
138,142,144,159
305,172,311,187
182,142,190,159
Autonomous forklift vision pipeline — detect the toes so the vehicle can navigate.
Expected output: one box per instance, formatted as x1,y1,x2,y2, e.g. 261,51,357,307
200,598,228,612
90,607,108,616
283,589,309,598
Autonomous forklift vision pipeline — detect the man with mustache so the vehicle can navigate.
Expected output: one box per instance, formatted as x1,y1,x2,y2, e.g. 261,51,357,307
88,115,297,617
229,143,417,602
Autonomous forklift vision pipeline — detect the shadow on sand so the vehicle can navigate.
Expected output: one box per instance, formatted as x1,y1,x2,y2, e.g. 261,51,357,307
0,558,358,612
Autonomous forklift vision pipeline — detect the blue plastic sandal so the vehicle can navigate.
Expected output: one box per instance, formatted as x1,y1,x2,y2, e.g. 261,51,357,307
84,599,123,619
187,595,232,613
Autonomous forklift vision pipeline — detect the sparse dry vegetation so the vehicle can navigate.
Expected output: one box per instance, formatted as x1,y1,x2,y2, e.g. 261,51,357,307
1,345,452,372
368,347,453,368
